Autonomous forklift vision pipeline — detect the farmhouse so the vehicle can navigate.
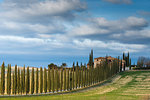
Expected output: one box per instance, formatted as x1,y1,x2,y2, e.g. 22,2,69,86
93,56,126,69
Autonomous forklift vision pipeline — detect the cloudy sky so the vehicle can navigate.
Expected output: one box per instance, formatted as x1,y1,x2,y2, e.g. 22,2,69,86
0,0,150,67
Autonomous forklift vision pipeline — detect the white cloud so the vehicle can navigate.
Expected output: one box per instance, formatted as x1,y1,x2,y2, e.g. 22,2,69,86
73,39,147,52
0,0,86,21
112,29,150,39
69,16,148,36
70,25,110,36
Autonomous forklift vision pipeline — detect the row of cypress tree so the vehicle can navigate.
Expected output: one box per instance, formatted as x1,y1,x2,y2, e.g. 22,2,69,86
0,58,122,95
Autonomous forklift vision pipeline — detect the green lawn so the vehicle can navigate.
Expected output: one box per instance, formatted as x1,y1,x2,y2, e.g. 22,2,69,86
1,71,150,100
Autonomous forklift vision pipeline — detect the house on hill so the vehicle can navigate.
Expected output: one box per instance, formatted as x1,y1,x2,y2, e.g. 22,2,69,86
87,56,126,69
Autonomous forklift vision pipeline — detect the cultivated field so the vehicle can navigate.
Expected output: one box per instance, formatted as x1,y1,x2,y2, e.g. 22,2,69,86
1,71,150,100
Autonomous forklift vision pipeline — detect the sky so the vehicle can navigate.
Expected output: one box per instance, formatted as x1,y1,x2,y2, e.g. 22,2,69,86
0,0,150,67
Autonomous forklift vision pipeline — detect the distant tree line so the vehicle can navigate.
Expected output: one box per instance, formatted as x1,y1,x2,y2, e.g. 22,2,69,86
137,56,150,67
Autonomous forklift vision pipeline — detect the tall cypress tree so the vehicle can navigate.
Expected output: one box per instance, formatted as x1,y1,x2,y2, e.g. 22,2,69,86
8,64,11,95
14,65,17,95
36,68,39,94
127,52,130,67
47,67,51,92
20,70,23,94
72,67,74,89
60,68,63,91
44,68,47,93
63,68,66,91
123,52,125,60
12,73,15,94
1,62,5,95
40,67,43,93
25,66,30,94
17,68,20,94
31,67,34,94
7,64,10,95
75,65,78,89
88,49,94,68
120,59,122,72
23,65,25,93
55,68,58,92
129,58,132,70
51,66,54,93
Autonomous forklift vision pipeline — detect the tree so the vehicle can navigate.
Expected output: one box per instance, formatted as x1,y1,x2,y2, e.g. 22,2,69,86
129,58,132,70
12,73,15,94
137,56,150,67
123,52,125,60
36,68,39,94
1,62,5,95
25,66,30,94
137,57,146,67
40,67,43,93
61,63,67,68
7,64,11,95
73,62,75,71
60,68,63,91
44,68,47,93
14,65,17,94
48,63,57,69
51,66,54,93
20,70,24,94
47,67,51,92
63,68,66,91
23,65,25,93
120,59,122,72
17,68,21,94
88,49,94,68
55,68,58,92
31,67,34,94
127,52,130,67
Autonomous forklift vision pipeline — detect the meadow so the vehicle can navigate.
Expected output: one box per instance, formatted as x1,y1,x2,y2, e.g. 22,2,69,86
1,70,150,100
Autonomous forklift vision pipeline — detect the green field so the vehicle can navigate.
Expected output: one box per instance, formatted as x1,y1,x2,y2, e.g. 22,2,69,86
1,71,150,100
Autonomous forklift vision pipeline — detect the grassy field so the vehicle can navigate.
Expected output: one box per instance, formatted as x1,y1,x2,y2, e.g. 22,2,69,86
1,70,150,100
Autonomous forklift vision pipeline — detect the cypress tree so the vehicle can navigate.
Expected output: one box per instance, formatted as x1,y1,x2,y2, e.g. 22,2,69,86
123,52,125,60
75,62,78,89
12,73,15,94
120,59,122,72
63,68,66,91
72,67,74,89
57,69,60,92
25,66,30,94
47,67,51,92
14,65,17,95
40,67,43,93
20,70,23,94
69,69,72,90
129,58,132,70
44,68,47,93
66,69,69,90
8,64,11,95
17,68,20,94
51,66,54,93
7,64,10,95
31,67,34,94
127,52,130,67
36,68,39,94
23,65,25,93
1,62,5,95
73,62,75,71
60,68,63,92
55,68,58,92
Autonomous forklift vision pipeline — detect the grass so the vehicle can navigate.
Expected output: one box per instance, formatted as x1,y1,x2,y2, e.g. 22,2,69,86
1,70,150,100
